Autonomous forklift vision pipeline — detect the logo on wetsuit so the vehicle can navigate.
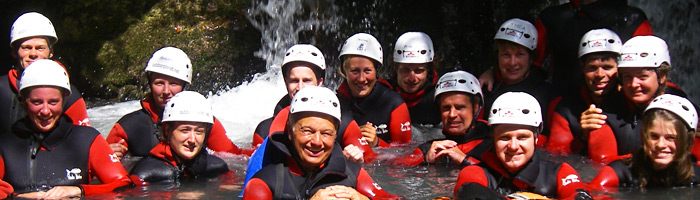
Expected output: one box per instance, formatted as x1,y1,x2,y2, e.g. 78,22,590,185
561,174,580,186
66,168,83,180
375,124,388,135
400,121,411,132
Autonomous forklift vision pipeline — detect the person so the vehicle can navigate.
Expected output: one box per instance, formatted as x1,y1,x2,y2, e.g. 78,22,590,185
545,29,627,155
337,32,412,147
454,92,591,199
242,86,400,200
251,44,374,161
129,91,229,185
395,71,491,167
106,47,249,159
480,18,554,147
0,12,91,135
586,35,691,164
0,60,130,199
390,32,440,126
589,94,700,191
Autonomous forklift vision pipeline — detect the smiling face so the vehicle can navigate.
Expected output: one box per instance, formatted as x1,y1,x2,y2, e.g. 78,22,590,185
620,67,664,105
24,86,64,132
150,72,185,110
396,63,429,94
493,124,536,174
289,113,337,172
496,43,531,85
167,121,207,161
439,92,478,136
15,37,53,70
582,57,618,97
342,56,377,98
644,118,679,171
285,65,321,99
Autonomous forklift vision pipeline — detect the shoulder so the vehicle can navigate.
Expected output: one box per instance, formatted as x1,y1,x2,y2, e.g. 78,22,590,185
204,154,230,176
116,109,151,124
538,3,573,23
70,125,101,139
376,83,405,106
130,156,176,183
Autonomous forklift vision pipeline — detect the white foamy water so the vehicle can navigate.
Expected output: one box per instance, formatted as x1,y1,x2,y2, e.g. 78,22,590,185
87,71,287,149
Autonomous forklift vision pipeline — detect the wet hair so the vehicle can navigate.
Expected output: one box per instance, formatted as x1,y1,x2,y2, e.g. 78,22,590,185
282,61,325,83
630,109,695,189
579,52,620,68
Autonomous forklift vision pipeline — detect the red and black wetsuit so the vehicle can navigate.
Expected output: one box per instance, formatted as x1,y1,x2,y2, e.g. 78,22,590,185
265,104,376,161
589,156,700,191
106,96,251,157
455,149,590,199
242,131,401,200
587,82,692,164
481,67,555,147
534,0,653,95
396,120,491,167
0,116,130,196
0,68,90,134
545,87,626,155
337,79,412,146
129,142,229,185
391,70,441,126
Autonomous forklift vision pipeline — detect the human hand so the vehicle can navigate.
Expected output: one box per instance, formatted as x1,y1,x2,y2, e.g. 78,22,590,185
478,68,494,92
426,140,462,164
360,123,378,147
109,139,128,159
343,144,365,164
580,104,607,139
310,185,369,200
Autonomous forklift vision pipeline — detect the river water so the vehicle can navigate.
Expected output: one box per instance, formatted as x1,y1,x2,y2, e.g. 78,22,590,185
84,0,700,199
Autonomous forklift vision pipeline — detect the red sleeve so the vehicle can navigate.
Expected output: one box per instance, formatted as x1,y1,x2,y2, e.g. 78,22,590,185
693,137,700,166
532,18,549,68
207,118,251,155
105,123,129,149
82,136,130,195
556,163,587,199
0,156,13,199
242,178,273,200
587,166,619,193
343,120,377,162
392,148,425,166
632,20,653,37
587,124,620,164
252,134,264,148
64,98,91,127
355,168,402,200
454,165,490,193
545,113,574,155
389,103,412,145
457,139,485,165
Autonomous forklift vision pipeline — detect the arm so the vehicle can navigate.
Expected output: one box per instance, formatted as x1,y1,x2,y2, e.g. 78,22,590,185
587,124,620,164
389,103,412,145
588,166,620,193
64,97,91,127
355,168,402,200
207,118,250,155
391,148,425,166
545,113,575,155
242,178,272,200
454,165,490,193
532,18,549,68
0,156,13,199
106,123,129,159
556,163,590,199
83,136,131,195
343,120,376,162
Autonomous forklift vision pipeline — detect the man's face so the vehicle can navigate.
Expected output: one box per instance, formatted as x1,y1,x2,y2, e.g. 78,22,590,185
439,92,477,136
285,65,321,99
16,37,52,69
582,57,618,97
396,63,429,94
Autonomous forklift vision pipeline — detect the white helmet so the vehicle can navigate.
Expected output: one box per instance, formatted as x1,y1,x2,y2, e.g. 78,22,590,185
10,12,58,47
393,32,434,64
618,36,671,68
488,92,542,131
145,47,193,84
289,86,341,123
645,94,698,131
434,70,482,103
339,33,383,65
282,44,326,73
162,91,213,124
494,18,537,51
19,59,71,95
578,29,623,58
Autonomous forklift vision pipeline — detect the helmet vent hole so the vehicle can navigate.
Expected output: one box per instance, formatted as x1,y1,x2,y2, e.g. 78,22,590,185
582,42,587,47
333,102,338,107
492,109,497,114
420,50,427,54
682,105,690,111
608,39,615,43
311,52,317,56
285,52,291,56
522,109,530,114
171,103,175,107
524,34,530,38
396,50,402,54
301,97,309,102
186,64,190,69
500,28,505,32
640,53,649,57
458,79,466,83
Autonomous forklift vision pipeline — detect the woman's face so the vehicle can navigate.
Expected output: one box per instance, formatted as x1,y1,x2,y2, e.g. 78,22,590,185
396,63,429,94
150,73,185,110
290,115,337,171
343,56,377,98
620,67,663,106
645,119,678,171
497,44,531,85
24,86,64,132
493,124,536,174
168,122,207,161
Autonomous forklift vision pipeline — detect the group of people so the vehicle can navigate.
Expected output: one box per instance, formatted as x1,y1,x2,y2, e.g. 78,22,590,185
0,0,698,199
